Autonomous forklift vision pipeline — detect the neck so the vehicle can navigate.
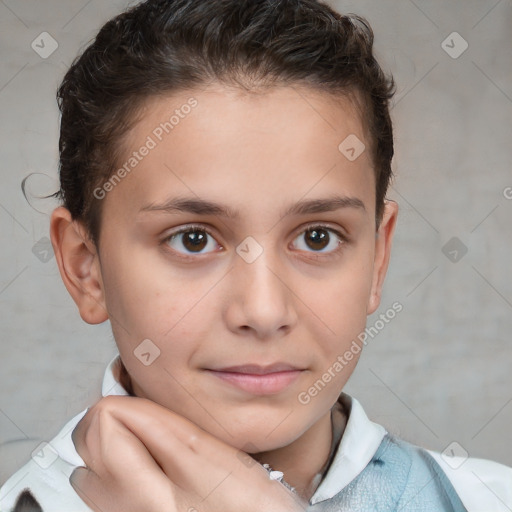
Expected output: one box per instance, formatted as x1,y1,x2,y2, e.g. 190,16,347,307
252,406,344,501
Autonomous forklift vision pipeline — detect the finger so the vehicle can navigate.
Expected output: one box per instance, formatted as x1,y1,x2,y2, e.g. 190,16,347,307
108,396,237,465
70,466,111,512
71,396,197,494
71,449,177,512
71,403,118,472
110,396,236,458
71,409,93,467
73,403,169,484
71,402,126,476
108,397,271,494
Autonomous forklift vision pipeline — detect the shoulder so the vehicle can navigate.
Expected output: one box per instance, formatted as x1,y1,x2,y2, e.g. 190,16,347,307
0,410,91,512
367,435,469,510
318,395,512,511
359,435,512,511
428,449,512,512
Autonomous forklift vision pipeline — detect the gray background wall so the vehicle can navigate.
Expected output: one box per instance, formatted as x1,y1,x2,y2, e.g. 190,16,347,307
0,0,511,486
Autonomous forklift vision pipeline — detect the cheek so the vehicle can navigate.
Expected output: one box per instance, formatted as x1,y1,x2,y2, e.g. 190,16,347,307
100,244,207,333
300,244,375,383
308,249,374,329
103,264,219,376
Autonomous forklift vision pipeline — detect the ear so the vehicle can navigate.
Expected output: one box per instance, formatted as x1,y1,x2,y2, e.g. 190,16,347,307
366,199,399,315
50,206,108,324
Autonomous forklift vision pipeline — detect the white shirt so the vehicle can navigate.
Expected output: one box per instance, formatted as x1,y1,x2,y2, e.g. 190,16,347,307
1,354,511,511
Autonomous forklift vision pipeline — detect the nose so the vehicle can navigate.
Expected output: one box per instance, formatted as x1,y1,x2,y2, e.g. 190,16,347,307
223,245,298,340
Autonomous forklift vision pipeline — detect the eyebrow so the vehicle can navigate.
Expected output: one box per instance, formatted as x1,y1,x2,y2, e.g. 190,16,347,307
139,194,366,218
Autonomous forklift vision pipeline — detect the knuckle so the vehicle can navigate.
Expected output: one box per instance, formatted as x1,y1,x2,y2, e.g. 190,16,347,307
97,394,120,410
184,432,201,452
82,397,121,440
90,395,120,419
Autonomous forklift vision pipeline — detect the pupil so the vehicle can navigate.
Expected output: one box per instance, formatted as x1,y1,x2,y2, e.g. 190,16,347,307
306,228,329,250
183,230,207,252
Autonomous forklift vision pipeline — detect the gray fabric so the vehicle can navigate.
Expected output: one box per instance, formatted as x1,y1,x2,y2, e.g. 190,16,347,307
308,434,468,511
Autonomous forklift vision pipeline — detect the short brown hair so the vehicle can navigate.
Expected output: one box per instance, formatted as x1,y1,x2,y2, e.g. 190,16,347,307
56,0,396,245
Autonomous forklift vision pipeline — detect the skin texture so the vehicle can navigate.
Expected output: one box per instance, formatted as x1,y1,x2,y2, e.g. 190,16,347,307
50,84,398,509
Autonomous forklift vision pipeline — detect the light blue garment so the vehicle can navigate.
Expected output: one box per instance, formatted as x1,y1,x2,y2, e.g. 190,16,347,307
308,434,468,511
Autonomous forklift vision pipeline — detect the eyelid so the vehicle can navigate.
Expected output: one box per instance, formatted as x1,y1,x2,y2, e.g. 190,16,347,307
292,221,349,242
161,223,222,251
290,222,349,257
163,223,218,239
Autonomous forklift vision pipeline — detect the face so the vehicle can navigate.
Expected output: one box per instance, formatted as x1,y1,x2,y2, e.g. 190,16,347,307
70,85,396,452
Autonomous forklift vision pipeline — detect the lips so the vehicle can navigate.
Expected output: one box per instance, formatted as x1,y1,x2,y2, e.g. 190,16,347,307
213,363,301,375
205,363,304,395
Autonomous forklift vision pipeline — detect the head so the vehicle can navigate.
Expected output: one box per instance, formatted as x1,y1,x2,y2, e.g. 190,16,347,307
51,0,398,452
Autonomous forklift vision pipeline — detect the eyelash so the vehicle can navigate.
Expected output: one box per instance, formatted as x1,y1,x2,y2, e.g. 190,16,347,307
161,223,349,260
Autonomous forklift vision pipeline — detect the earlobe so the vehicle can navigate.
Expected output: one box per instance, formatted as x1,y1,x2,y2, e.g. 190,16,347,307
367,199,399,315
50,206,108,324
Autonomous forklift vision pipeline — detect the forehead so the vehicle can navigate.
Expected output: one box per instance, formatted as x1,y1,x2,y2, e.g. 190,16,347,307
104,84,375,224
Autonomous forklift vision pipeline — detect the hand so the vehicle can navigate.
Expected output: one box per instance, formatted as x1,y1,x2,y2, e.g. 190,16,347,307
70,395,308,512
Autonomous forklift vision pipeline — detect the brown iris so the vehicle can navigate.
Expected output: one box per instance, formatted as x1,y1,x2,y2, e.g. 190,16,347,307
181,229,208,252
304,227,330,251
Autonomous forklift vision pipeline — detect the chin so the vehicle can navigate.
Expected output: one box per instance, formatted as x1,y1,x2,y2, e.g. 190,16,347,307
223,432,294,454
207,414,309,454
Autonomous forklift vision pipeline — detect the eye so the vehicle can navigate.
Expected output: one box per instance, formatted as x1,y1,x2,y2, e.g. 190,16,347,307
163,225,221,255
291,224,347,255
162,223,347,258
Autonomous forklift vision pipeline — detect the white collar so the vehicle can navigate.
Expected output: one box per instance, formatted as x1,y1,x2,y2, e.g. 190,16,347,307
310,393,386,504
101,354,130,397
44,355,129,469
